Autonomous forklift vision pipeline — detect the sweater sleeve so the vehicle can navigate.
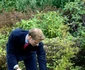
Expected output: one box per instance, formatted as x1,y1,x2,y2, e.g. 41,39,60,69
6,32,18,69
37,42,47,70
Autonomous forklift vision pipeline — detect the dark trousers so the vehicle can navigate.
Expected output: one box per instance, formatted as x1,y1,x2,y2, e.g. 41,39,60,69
7,54,37,70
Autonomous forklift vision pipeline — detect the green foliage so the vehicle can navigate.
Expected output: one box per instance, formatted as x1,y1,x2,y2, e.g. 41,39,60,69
28,0,75,9
0,33,7,47
0,33,7,69
62,0,85,69
0,46,6,70
0,0,74,12
28,0,37,9
43,36,79,70
34,11,69,38
63,0,85,31
0,26,13,70
15,0,29,12
63,0,83,24
15,11,69,38
0,0,15,12
0,1,84,70
14,11,81,70
52,0,74,8
62,0,85,47
0,26,11,48
76,24,85,48
0,0,29,12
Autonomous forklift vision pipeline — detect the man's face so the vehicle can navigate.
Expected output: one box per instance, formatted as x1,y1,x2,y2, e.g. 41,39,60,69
28,36,41,46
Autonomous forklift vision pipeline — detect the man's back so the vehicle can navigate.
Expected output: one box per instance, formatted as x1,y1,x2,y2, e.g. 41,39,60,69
6,28,47,70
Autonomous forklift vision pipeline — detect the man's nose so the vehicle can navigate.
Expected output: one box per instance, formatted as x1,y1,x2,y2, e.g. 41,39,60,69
36,44,39,46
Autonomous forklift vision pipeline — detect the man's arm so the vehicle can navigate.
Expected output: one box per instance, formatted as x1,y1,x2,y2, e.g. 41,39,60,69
37,42,47,70
6,32,19,70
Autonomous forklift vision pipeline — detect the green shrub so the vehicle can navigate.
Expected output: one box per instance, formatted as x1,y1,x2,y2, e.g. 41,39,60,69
62,0,85,47
0,0,74,12
0,26,13,70
43,36,79,70
62,0,85,69
0,33,7,70
64,0,85,45
15,11,69,38
13,11,81,70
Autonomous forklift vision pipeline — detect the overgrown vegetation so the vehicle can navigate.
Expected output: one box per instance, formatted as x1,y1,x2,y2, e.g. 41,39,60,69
13,11,80,70
62,0,85,69
0,0,74,12
15,11,69,38
0,0,85,70
43,38,80,70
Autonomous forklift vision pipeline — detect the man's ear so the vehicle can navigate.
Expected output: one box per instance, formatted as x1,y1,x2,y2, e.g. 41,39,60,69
28,36,32,40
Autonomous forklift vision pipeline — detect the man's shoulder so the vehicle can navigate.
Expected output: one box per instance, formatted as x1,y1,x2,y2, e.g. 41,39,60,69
10,28,28,37
12,28,25,33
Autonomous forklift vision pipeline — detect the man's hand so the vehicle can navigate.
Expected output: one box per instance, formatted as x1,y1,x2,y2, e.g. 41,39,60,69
14,65,21,70
16,67,21,70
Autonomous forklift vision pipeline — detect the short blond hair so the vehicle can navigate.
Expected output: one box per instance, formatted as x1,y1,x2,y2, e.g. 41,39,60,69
29,28,45,40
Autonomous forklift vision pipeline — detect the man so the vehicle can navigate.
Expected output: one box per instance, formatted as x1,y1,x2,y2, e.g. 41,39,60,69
6,28,47,70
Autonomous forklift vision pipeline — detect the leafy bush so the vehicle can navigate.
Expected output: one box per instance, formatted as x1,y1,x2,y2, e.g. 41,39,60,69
62,0,85,48
0,33,7,70
62,0,85,36
0,0,74,12
13,11,81,70
0,26,13,70
43,37,79,70
0,0,29,12
62,0,85,69
15,11,69,38
0,46,6,70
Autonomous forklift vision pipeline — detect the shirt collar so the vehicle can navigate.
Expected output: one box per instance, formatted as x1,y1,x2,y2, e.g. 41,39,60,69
25,34,39,46
25,34,29,43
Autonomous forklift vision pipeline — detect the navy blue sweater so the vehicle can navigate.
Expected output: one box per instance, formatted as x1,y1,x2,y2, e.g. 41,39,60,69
6,28,47,70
